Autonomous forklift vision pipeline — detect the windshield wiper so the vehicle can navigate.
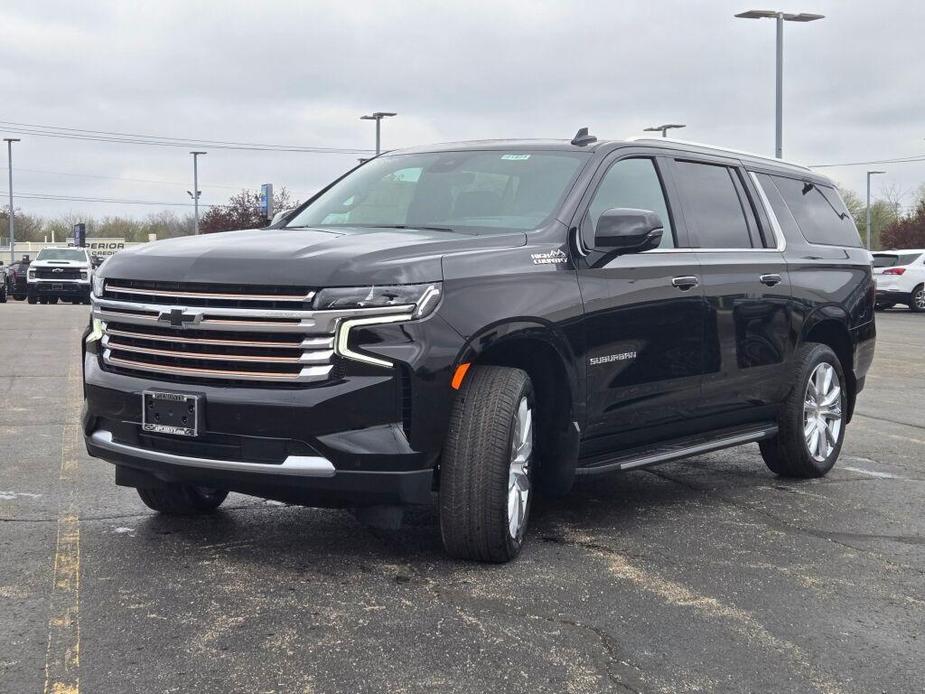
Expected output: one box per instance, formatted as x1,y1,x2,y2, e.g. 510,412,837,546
354,224,457,233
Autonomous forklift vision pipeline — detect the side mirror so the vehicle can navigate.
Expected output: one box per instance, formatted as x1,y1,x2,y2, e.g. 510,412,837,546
593,208,664,255
91,255,103,268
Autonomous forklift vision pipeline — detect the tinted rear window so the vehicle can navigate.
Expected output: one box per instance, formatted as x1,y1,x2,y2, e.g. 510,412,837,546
873,253,922,268
769,176,862,247
672,161,755,249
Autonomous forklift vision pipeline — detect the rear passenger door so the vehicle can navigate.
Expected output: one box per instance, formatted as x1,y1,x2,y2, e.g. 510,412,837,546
667,157,793,425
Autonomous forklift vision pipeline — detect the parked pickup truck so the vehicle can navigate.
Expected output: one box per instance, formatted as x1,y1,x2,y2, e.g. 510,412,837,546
27,247,94,304
82,130,875,562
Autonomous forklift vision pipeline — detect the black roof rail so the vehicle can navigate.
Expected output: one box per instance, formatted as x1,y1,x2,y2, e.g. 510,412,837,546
571,127,597,147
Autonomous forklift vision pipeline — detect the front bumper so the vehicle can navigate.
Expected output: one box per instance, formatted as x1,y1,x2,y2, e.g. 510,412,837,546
29,280,91,297
81,314,464,507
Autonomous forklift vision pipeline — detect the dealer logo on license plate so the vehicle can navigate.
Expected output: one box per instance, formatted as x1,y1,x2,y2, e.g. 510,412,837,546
142,390,202,437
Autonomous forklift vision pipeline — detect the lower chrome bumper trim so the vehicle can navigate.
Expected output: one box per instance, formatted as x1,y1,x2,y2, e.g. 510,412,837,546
89,429,336,477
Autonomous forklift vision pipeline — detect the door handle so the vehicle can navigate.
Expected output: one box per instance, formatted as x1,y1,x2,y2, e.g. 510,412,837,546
759,273,783,287
671,275,699,290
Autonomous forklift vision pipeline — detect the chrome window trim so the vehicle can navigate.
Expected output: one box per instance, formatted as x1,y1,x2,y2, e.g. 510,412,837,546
748,171,787,252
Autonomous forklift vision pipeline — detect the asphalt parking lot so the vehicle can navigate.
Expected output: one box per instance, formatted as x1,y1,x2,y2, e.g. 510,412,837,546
1,302,922,693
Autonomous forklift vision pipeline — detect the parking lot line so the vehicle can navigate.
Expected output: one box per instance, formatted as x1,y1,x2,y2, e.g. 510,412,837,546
42,356,82,694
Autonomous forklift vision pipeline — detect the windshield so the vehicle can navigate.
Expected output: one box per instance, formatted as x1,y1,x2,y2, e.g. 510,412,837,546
873,253,922,268
286,150,589,233
36,248,87,262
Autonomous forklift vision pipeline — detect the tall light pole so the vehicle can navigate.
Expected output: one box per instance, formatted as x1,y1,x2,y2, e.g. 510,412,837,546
4,138,20,263
644,124,686,138
360,112,397,155
866,170,886,250
188,151,206,235
735,9,824,159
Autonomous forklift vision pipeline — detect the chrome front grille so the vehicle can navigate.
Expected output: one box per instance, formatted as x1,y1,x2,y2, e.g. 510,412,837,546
92,281,413,385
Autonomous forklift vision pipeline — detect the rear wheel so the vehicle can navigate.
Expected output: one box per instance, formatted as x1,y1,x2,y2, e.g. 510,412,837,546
137,485,228,514
760,343,846,478
439,366,534,563
910,284,925,313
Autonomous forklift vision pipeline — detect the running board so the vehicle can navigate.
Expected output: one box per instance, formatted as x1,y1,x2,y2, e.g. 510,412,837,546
575,424,778,476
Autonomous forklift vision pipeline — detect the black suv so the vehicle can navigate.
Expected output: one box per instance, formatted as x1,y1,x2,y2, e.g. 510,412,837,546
83,132,875,562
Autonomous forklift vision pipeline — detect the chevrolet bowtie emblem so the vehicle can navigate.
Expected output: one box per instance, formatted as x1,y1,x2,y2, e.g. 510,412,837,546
157,308,203,328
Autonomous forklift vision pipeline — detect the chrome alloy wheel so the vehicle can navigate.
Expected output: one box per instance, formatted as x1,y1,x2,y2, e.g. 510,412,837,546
803,363,843,462
914,287,925,310
508,396,533,540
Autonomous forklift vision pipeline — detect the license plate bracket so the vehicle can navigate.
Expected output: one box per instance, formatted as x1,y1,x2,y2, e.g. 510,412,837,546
142,390,203,437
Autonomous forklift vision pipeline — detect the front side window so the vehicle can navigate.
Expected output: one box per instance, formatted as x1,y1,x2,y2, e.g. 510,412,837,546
770,176,862,248
35,248,87,262
582,157,675,249
286,150,589,234
672,161,756,249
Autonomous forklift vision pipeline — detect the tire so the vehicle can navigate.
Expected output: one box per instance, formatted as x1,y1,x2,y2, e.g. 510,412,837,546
909,284,925,313
875,302,894,311
48,296,58,305
27,294,37,304
759,343,847,478
137,485,228,514
39,297,48,305
0,287,6,303
70,298,81,305
439,366,535,563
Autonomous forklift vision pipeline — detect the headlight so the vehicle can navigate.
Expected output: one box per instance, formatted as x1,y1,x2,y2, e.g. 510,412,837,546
314,283,442,319
27,269,36,280
80,271,89,281
91,275,104,298
321,283,442,368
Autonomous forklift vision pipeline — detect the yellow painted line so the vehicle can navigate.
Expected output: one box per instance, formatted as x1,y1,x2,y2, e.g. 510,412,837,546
43,346,82,694
43,514,80,694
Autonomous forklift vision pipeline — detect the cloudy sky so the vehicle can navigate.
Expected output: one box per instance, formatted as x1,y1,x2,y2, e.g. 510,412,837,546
1,0,923,221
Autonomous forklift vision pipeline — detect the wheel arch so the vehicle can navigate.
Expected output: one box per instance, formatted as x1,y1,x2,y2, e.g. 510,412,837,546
455,320,583,493
800,310,857,422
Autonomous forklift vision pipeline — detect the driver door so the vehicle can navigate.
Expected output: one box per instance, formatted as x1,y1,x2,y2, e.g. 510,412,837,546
576,153,706,452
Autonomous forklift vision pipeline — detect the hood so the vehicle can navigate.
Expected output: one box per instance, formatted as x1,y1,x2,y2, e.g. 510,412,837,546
101,226,527,287
32,258,90,268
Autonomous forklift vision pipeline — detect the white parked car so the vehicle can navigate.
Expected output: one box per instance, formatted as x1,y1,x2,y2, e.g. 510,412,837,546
873,250,925,312
26,247,95,305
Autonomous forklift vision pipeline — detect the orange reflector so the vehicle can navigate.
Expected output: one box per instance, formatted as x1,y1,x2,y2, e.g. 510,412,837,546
451,362,471,390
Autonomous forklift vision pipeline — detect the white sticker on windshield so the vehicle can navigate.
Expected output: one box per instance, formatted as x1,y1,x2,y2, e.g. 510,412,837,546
501,154,531,160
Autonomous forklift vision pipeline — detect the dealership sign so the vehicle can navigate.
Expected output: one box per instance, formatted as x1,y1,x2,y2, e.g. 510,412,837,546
68,237,127,257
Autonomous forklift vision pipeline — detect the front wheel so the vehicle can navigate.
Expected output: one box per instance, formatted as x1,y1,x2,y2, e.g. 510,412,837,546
137,485,228,514
760,343,847,478
439,366,534,563
27,294,37,304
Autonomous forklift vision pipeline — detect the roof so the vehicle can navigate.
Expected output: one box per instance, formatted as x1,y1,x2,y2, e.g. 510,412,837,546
388,136,820,178
388,138,608,155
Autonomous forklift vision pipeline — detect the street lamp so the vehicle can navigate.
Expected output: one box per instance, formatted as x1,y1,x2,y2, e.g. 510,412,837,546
734,9,824,159
189,151,206,235
360,112,397,156
866,170,886,250
4,138,20,263
643,124,686,138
